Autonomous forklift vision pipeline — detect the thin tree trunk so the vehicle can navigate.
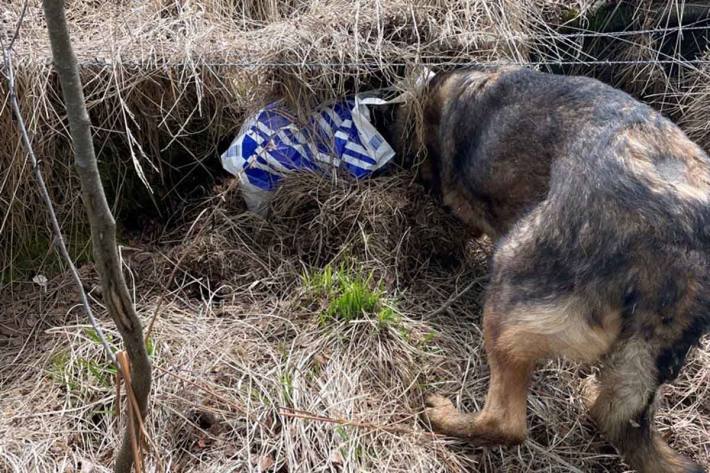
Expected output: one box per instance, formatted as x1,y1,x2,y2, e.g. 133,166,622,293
40,1,152,472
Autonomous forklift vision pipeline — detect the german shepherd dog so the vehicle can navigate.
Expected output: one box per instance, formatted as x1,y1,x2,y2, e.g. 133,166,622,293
392,67,710,472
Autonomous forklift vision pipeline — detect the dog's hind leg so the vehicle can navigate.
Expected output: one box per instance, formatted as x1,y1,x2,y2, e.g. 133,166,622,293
424,220,622,446
423,294,611,445
587,337,704,473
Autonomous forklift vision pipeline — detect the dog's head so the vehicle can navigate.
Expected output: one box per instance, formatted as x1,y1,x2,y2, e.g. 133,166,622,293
369,69,440,185
382,65,521,183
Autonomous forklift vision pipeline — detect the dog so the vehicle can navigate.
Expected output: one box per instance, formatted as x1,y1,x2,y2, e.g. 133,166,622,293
391,66,710,472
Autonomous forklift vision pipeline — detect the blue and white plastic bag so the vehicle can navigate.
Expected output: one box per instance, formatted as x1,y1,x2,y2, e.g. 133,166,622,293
221,94,398,214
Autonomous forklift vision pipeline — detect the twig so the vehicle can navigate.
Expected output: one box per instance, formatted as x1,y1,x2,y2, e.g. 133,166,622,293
2,21,160,472
279,406,439,438
36,2,154,471
425,276,486,317
3,24,159,472
152,364,247,416
6,0,28,51
155,364,436,438
117,352,143,473
118,351,164,473
0,10,118,370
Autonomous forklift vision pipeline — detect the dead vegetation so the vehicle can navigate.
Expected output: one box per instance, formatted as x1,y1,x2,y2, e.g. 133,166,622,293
0,0,602,281
3,0,710,281
1,172,708,472
1,0,710,472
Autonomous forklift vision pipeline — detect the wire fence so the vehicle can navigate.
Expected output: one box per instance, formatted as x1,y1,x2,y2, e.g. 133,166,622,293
52,20,710,70
10,21,709,67
63,58,710,74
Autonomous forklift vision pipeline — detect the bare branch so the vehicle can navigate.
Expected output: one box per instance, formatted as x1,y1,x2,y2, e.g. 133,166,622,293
1,3,117,369
39,1,153,471
0,0,29,53
8,0,29,51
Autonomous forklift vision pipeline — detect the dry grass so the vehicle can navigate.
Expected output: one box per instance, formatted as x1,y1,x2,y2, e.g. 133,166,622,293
1,0,593,282
1,174,708,472
3,0,709,281
2,1,710,472
676,51,710,153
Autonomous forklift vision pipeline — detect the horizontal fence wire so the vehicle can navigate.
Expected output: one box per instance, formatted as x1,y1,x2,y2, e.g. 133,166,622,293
18,20,710,46
12,23,710,70
67,59,710,68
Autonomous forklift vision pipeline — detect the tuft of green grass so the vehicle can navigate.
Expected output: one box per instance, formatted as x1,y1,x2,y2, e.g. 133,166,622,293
49,351,77,391
376,306,399,329
303,265,400,328
145,337,156,358
77,358,117,388
49,349,117,394
84,327,114,346
280,371,294,405
49,329,157,396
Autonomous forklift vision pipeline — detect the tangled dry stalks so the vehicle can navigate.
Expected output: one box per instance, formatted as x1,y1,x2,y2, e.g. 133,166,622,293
1,173,708,472
2,1,710,472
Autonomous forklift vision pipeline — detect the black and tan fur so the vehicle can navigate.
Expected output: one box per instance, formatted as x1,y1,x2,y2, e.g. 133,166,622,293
394,67,710,472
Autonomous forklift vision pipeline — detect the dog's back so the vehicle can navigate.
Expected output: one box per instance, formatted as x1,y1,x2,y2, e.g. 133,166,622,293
411,67,710,472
